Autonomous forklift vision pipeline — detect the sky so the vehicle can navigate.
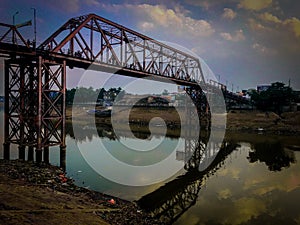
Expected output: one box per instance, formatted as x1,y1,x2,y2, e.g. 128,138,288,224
0,0,300,94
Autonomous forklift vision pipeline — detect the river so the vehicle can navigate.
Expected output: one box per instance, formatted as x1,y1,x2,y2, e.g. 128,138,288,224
1,106,300,225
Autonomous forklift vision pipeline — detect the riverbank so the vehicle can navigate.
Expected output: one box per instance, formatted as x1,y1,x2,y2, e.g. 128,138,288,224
226,110,300,135
68,106,300,135
0,160,162,225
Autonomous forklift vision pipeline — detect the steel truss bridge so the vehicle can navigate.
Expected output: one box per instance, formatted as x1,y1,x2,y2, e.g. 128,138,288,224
0,14,249,165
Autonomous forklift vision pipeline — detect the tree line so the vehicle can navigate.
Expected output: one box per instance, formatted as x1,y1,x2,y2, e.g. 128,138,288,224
66,87,124,104
248,82,299,114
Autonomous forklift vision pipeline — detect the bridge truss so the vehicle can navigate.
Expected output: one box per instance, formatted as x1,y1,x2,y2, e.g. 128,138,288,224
38,14,205,85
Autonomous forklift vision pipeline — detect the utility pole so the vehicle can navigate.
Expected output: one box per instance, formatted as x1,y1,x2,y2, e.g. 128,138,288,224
31,8,36,49
12,11,19,44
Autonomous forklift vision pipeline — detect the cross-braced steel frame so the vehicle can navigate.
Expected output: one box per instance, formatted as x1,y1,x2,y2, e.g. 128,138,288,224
3,56,66,167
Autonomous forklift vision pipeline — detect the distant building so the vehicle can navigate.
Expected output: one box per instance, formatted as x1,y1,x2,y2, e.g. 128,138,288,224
257,85,271,93
294,91,300,102
0,96,4,102
177,86,185,93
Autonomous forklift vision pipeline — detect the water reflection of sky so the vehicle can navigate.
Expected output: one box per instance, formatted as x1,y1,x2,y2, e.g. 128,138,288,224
75,134,184,186
174,144,300,225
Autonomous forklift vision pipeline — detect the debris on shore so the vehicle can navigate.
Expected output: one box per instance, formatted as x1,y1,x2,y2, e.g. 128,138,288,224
0,160,163,225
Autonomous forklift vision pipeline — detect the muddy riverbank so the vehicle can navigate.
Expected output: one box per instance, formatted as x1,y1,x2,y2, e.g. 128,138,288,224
0,160,163,225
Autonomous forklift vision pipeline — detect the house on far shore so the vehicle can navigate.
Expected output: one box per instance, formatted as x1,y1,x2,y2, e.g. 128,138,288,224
257,84,271,93
0,96,4,102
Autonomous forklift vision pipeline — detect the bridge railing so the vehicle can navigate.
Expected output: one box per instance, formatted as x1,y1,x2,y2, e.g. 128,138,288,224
207,79,251,104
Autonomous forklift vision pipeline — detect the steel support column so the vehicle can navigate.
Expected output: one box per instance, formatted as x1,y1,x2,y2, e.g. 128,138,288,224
18,63,25,160
3,56,67,166
3,60,10,159
36,56,43,162
60,60,66,170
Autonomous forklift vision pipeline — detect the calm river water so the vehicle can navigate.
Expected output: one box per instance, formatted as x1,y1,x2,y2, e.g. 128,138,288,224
1,106,300,225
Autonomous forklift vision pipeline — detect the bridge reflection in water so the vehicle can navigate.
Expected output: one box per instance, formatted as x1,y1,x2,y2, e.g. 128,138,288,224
137,139,239,224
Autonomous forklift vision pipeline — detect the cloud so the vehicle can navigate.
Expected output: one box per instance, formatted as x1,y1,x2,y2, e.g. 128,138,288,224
139,22,154,31
252,43,276,55
233,197,267,223
184,0,214,10
257,12,300,38
125,4,215,37
238,0,273,11
259,12,282,23
248,18,267,31
284,17,300,38
85,0,100,6
185,0,237,10
218,188,232,199
220,29,246,42
222,8,237,20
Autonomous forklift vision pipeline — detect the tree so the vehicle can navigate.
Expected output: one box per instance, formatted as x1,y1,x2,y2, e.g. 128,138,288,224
66,88,76,104
96,88,106,100
247,141,295,171
66,87,124,104
249,82,295,114
162,89,169,95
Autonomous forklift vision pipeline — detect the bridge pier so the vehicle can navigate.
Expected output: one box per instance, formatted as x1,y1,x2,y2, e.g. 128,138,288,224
3,143,10,160
36,149,42,163
28,146,34,161
3,56,67,167
185,86,211,130
60,145,66,171
18,146,26,160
